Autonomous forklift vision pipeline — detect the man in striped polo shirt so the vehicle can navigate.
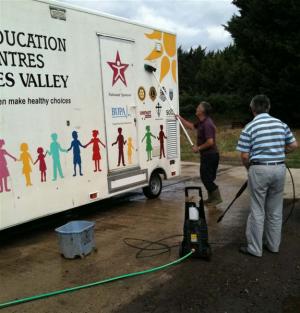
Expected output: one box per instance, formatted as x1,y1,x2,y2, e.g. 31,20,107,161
237,95,298,257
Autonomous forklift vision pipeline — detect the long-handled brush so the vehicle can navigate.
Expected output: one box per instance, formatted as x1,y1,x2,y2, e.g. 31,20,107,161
144,64,194,146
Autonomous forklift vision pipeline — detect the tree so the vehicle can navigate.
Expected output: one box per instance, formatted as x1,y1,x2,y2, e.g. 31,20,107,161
178,45,254,119
226,0,300,125
178,45,206,95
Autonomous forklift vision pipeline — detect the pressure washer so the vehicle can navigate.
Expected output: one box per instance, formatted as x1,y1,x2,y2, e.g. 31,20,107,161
179,186,211,260
124,186,212,260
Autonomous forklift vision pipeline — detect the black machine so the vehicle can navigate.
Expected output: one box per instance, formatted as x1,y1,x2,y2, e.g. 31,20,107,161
180,187,211,260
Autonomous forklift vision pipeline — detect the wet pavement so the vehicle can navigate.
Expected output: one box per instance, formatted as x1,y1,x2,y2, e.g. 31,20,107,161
0,163,299,313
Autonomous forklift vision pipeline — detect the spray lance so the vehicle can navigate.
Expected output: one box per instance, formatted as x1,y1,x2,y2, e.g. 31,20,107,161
217,181,248,223
217,165,295,224
144,64,194,147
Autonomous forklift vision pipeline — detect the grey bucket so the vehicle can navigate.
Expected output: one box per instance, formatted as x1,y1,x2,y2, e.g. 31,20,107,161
55,221,95,259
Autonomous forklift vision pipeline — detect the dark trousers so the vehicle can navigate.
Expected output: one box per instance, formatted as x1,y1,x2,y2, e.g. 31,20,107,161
200,153,219,193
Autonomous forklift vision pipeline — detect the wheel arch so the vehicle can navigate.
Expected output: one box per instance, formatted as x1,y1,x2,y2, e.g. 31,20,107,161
150,167,167,180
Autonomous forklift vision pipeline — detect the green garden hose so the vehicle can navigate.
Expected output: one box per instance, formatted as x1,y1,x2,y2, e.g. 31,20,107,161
0,250,194,309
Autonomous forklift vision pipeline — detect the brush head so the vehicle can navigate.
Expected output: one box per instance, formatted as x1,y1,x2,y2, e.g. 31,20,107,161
144,64,157,73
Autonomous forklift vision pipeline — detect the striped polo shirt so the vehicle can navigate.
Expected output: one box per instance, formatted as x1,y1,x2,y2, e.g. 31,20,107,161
237,113,296,162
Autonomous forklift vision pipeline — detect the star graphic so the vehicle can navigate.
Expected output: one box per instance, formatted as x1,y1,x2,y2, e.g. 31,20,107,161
107,51,129,86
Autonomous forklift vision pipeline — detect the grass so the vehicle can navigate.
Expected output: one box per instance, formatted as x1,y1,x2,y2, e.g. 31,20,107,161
180,125,300,168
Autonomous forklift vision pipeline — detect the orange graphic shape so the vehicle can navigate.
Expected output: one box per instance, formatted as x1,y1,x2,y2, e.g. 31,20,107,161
145,30,162,40
160,56,170,82
145,49,163,61
172,59,177,82
163,33,176,57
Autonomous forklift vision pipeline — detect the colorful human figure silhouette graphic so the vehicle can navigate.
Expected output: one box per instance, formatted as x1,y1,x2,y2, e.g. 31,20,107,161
141,126,156,161
127,137,135,164
0,139,17,193
19,143,34,186
85,130,106,172
34,147,47,182
157,125,167,159
47,133,67,181
112,128,127,166
67,131,85,176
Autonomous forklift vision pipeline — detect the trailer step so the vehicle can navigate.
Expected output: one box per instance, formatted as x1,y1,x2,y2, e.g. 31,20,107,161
108,168,148,193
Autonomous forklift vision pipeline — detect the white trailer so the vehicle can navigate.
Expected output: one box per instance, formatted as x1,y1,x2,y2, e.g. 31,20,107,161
0,0,181,230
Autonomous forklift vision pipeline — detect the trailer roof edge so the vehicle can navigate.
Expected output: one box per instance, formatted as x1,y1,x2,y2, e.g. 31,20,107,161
34,0,177,36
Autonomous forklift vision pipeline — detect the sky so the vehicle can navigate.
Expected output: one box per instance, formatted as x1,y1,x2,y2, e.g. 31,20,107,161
57,0,239,51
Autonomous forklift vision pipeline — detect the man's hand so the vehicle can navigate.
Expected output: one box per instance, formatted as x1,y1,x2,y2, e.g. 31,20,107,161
240,152,250,169
175,115,195,130
192,145,199,153
285,140,298,154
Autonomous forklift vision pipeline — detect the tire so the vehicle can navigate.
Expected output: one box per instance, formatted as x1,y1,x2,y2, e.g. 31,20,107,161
143,172,162,199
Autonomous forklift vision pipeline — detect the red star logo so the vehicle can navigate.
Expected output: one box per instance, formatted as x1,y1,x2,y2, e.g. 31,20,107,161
107,51,129,86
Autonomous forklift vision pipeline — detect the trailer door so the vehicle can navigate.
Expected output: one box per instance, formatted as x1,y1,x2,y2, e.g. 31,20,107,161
99,35,139,172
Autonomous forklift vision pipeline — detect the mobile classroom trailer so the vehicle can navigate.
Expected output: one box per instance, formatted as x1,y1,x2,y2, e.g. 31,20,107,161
0,0,181,230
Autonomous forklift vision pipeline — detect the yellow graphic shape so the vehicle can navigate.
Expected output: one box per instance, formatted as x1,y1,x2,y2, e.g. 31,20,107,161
145,49,163,61
145,30,162,40
172,59,177,82
163,33,176,57
160,56,170,82
145,30,177,82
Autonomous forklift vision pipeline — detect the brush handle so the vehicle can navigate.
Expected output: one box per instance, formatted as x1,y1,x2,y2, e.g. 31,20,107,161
151,73,194,146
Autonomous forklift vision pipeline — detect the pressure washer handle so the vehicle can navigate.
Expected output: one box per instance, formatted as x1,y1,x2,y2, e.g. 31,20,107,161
185,186,203,198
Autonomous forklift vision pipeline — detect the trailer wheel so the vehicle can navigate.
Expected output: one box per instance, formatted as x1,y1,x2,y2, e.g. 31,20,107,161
143,172,162,199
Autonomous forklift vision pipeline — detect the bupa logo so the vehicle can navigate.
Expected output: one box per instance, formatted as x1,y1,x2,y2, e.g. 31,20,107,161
112,107,129,118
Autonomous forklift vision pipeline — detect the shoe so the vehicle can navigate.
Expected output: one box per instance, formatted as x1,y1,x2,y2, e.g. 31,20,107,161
205,188,223,206
239,246,260,257
203,191,212,205
263,244,278,254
